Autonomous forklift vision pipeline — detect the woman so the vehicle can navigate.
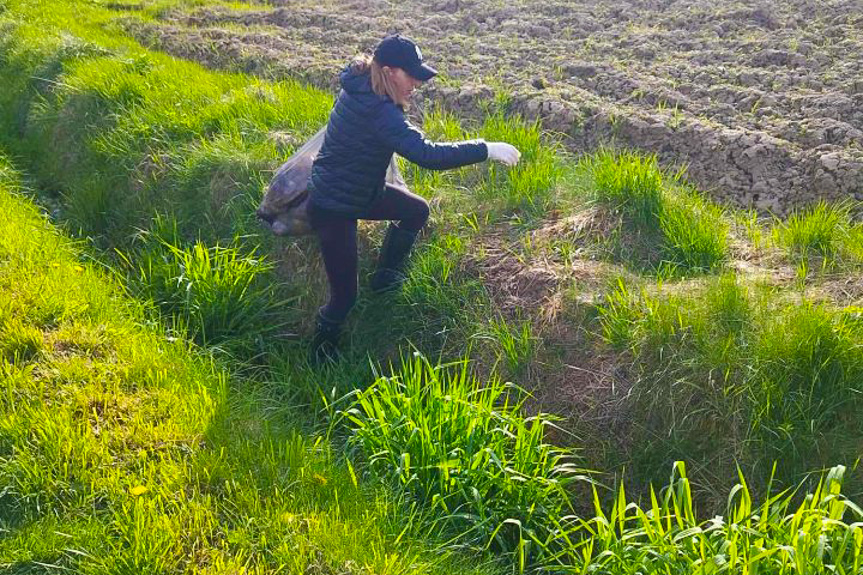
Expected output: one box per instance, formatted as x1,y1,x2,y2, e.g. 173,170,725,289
308,34,521,363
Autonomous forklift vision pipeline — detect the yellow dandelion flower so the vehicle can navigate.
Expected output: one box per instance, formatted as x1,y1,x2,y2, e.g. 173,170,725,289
129,485,149,496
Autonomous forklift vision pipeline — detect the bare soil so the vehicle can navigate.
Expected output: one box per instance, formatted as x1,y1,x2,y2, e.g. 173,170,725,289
123,0,863,214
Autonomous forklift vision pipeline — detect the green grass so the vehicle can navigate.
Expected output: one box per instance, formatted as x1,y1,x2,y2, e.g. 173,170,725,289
550,462,863,574
3,0,863,573
477,114,563,218
752,303,863,458
773,201,863,277
660,192,728,272
591,149,664,229
0,153,498,575
474,315,539,377
117,216,293,354
406,107,565,220
595,274,863,499
0,1,331,244
0,317,44,363
585,149,728,274
775,201,849,259
342,354,863,574
343,355,585,571
400,232,485,332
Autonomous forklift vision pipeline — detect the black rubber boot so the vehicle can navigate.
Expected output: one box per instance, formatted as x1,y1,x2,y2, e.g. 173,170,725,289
371,224,419,294
309,309,342,366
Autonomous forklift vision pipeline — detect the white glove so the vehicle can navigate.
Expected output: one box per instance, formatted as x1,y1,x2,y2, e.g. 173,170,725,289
486,142,521,166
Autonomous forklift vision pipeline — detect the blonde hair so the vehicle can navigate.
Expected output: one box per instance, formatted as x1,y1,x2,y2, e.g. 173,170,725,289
350,55,408,108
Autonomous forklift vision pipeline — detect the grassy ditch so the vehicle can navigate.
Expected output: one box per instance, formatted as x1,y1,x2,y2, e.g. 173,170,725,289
5,146,862,574
340,356,863,573
0,0,560,348
596,273,863,490
0,153,498,574
2,0,863,572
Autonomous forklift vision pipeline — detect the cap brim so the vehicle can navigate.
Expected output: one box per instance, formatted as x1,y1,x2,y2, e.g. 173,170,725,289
408,63,437,81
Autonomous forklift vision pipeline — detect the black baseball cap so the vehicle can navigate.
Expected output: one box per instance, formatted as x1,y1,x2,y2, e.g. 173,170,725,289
373,34,438,81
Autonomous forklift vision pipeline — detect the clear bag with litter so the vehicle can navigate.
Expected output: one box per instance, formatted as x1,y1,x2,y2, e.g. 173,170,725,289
257,123,408,236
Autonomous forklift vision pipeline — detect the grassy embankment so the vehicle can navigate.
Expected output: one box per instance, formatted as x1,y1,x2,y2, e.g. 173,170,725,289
63,0,863,501
2,0,863,572
0,151,499,573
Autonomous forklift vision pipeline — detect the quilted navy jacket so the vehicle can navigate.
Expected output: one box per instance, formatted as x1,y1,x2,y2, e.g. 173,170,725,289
308,64,488,216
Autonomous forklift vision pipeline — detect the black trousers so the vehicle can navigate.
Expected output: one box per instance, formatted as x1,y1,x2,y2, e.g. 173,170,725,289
308,185,430,323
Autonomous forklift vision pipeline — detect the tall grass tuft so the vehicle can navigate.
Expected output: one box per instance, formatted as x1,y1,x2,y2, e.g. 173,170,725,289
590,149,664,229
343,354,586,571
586,149,727,274
478,114,562,217
0,154,18,188
596,278,643,350
119,221,290,351
775,201,849,258
660,193,727,272
752,303,863,455
773,201,863,276
475,316,538,376
549,462,863,574
405,109,563,220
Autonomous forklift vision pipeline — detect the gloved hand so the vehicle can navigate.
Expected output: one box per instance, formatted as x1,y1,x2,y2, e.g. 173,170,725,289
486,142,521,166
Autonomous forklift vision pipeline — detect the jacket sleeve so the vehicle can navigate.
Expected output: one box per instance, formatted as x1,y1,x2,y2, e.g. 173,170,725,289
375,103,488,170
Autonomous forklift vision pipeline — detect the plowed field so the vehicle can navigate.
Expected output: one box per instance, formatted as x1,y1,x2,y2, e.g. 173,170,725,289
127,0,863,214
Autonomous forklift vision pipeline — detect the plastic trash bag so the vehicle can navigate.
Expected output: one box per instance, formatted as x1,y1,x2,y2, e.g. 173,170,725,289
257,125,408,237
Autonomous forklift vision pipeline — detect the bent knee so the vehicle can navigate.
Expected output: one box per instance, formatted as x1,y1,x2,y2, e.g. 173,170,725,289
406,198,430,231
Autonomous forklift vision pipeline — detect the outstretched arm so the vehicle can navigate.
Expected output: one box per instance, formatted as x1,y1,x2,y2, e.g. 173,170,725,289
375,105,488,170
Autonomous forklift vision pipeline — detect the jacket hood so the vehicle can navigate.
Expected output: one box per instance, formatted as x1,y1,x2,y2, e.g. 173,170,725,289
339,64,376,95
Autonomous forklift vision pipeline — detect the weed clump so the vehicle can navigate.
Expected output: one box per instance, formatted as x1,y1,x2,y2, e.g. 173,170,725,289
586,149,727,274
344,355,584,569
119,219,290,351
775,201,849,258
773,201,863,277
